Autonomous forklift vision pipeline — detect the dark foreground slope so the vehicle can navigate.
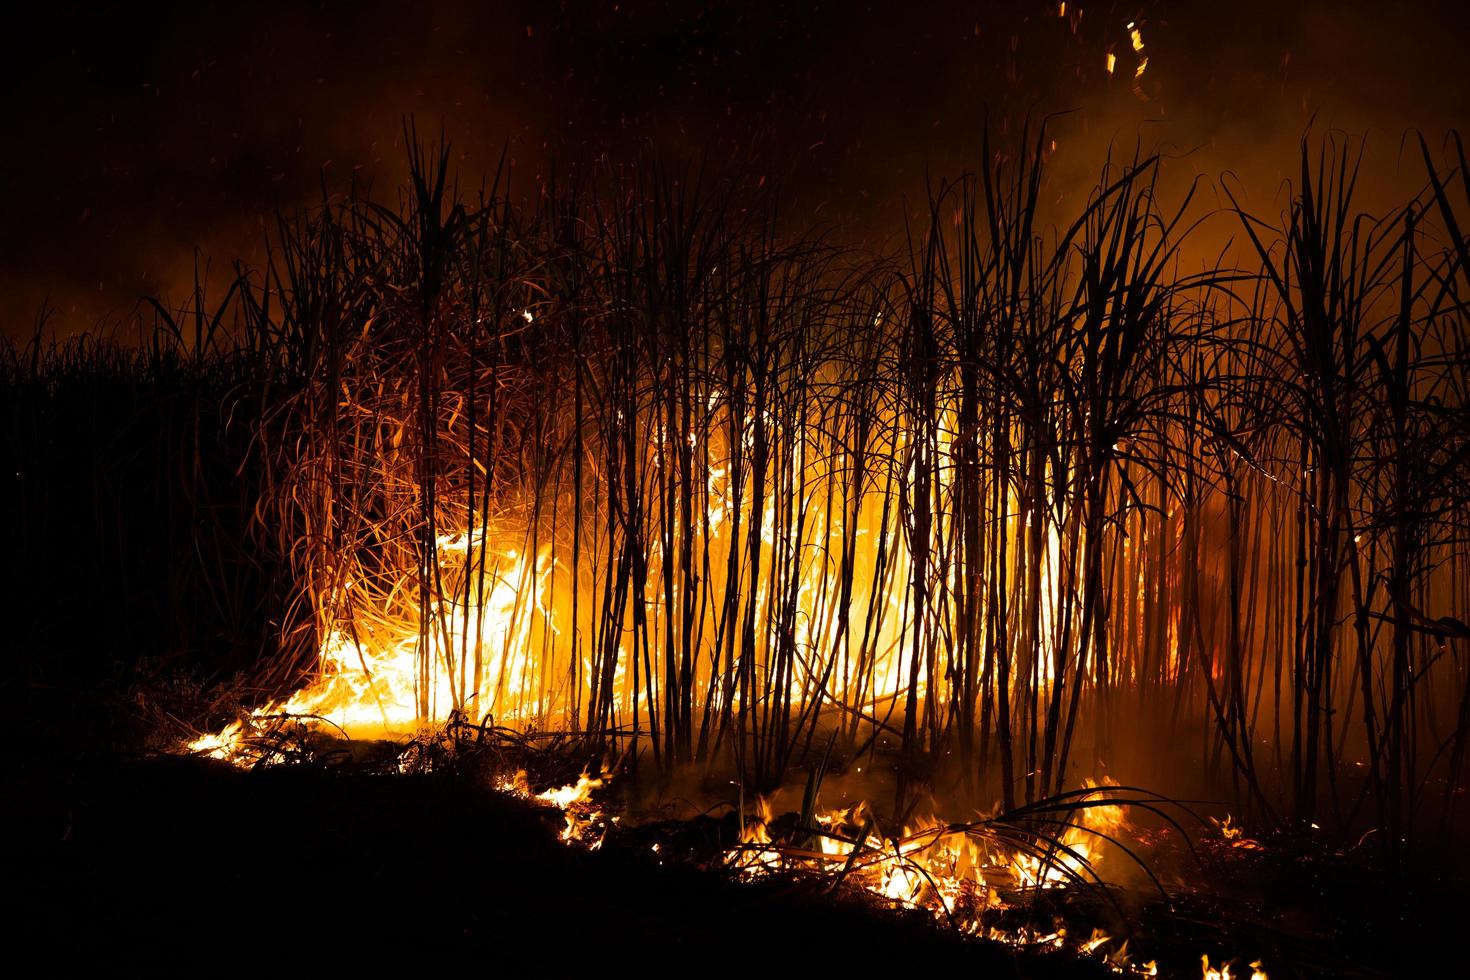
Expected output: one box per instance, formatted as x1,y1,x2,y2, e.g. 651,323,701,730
13,755,1113,976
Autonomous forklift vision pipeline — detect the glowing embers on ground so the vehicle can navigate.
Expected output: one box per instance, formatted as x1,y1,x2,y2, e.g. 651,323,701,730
721,782,1272,979
728,779,1124,896
725,779,1158,972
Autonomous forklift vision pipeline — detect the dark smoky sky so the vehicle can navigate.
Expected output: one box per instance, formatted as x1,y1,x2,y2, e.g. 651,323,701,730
4,0,1469,337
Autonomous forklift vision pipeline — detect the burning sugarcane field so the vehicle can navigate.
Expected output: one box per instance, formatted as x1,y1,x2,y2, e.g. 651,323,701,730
8,2,1470,976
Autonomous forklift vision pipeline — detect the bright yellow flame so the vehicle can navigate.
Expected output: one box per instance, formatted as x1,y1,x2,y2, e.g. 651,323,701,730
1208,813,1265,851
185,367,1124,962
727,795,781,873
1201,956,1268,980
719,782,1147,959
534,769,602,809
190,538,551,764
1009,777,1124,888
189,357,1099,779
499,768,608,843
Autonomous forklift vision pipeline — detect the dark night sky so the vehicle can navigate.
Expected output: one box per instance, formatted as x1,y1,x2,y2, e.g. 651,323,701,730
4,0,1469,336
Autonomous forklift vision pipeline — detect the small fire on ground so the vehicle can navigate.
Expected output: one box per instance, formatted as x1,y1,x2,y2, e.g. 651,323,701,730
502,766,1271,980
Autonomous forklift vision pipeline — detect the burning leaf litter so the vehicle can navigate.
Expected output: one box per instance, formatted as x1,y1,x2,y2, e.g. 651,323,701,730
485,762,1268,978
498,767,611,846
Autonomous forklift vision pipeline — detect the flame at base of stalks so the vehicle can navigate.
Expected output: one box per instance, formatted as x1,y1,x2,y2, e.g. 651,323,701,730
723,782,1146,968
184,628,423,766
729,779,1125,900
1013,777,1126,889
724,781,1266,980
187,540,552,766
457,762,1277,980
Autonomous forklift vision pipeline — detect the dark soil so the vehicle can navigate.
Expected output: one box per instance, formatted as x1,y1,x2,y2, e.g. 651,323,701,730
13,751,1120,975
12,671,1464,978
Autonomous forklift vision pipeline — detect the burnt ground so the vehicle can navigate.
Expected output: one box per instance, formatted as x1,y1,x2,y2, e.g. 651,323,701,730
10,679,1464,977
14,752,1114,976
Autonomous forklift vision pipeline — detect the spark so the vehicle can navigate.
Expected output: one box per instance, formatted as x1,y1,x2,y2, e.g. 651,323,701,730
1128,22,1147,78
